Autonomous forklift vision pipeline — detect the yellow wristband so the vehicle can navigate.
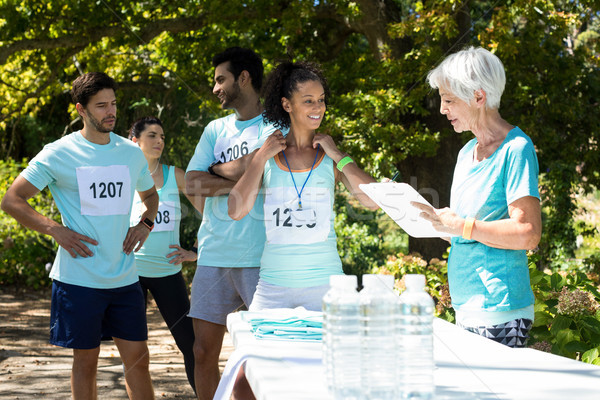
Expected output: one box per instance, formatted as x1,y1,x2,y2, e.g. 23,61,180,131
336,156,354,172
462,217,475,240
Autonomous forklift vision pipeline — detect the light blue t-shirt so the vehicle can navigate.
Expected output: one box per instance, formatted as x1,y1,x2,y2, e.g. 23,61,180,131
260,151,342,288
448,127,539,314
186,113,278,268
130,165,182,278
20,131,155,289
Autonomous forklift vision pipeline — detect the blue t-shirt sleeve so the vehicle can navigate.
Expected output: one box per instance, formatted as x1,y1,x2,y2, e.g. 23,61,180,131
20,146,57,191
257,122,287,146
136,162,155,192
504,137,540,204
187,123,217,173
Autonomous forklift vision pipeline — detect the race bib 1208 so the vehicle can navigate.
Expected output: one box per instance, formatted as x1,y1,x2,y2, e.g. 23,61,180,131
76,165,132,216
153,201,176,232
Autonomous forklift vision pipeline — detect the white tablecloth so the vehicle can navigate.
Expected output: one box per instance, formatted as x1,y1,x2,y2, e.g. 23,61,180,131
216,311,600,400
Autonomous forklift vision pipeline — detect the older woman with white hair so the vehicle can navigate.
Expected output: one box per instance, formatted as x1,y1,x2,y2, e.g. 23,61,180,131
413,47,542,348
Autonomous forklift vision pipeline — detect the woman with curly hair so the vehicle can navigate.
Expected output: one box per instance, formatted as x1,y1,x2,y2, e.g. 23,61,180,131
228,61,378,311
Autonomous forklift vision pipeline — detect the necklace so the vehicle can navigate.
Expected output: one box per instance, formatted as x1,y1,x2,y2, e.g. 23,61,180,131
150,160,160,175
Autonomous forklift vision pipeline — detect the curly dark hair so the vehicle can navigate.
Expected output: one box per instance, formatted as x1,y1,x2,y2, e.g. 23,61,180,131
262,61,330,130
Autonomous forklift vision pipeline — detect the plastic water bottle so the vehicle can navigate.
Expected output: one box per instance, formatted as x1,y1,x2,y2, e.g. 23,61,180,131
322,274,361,400
396,274,434,399
360,274,397,399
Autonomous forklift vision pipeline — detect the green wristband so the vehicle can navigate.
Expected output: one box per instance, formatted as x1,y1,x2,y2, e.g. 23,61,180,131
336,156,354,172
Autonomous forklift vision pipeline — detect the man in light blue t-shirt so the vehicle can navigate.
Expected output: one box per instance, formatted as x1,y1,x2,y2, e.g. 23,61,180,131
185,47,279,400
1,72,158,399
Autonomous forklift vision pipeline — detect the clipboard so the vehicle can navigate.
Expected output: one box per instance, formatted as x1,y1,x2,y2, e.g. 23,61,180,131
359,182,456,238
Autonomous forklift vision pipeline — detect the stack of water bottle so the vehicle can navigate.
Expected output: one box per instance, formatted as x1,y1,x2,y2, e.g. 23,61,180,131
322,273,434,400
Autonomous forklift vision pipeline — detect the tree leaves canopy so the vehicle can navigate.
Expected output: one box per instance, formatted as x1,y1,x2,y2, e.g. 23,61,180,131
1,0,599,262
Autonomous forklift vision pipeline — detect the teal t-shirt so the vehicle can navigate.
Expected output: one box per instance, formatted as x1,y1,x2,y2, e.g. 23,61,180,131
260,151,342,288
448,127,539,312
130,165,182,277
186,113,278,268
20,131,155,289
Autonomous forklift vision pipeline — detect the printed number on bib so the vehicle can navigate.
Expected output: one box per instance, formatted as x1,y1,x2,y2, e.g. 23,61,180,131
213,125,260,163
153,201,175,232
218,141,249,163
272,208,317,228
264,186,331,245
77,165,131,216
89,182,123,199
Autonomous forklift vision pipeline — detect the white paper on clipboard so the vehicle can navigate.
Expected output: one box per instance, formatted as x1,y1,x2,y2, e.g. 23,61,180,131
359,182,456,238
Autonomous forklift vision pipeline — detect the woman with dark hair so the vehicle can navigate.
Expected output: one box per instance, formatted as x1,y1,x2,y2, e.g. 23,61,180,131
129,116,201,392
228,61,378,311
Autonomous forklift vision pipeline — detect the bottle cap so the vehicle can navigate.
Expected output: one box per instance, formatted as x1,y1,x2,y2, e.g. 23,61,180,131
362,274,394,290
404,274,426,289
329,274,357,289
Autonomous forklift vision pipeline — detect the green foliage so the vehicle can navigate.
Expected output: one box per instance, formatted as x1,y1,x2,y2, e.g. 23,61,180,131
0,158,59,288
1,0,599,262
374,252,454,322
334,189,382,278
528,261,600,364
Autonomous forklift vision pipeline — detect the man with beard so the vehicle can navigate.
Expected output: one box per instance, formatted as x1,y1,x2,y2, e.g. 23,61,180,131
185,47,279,400
1,72,158,399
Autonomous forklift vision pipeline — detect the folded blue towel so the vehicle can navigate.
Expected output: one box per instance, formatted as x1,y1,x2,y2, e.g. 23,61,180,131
240,309,323,341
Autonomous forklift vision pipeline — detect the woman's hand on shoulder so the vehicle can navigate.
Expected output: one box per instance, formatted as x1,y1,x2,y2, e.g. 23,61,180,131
257,131,287,162
313,133,344,161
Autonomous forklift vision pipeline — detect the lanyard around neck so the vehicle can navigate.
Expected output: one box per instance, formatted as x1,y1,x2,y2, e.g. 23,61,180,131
281,145,320,209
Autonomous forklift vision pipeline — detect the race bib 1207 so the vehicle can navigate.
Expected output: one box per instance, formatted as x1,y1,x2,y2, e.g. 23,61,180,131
76,165,131,216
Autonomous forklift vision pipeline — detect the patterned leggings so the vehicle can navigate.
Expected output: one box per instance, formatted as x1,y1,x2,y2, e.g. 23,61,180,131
457,318,533,348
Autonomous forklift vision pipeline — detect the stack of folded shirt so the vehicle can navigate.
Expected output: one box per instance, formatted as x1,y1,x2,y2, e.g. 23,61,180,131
240,308,323,341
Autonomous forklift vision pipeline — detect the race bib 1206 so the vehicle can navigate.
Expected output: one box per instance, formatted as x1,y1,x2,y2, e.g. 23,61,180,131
213,125,260,163
76,165,131,216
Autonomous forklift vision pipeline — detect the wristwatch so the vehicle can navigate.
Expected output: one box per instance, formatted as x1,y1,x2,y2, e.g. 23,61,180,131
208,160,221,176
141,217,154,231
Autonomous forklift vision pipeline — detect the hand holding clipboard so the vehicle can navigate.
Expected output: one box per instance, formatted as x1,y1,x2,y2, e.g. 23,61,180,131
359,182,458,238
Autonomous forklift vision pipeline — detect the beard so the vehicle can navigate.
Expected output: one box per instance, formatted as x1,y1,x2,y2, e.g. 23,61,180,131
221,81,241,110
86,112,115,133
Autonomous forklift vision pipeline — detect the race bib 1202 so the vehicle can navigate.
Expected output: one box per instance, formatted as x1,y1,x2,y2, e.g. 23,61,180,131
76,165,131,216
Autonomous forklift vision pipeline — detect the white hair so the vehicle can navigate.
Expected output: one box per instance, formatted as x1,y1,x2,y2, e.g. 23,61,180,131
427,47,506,109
